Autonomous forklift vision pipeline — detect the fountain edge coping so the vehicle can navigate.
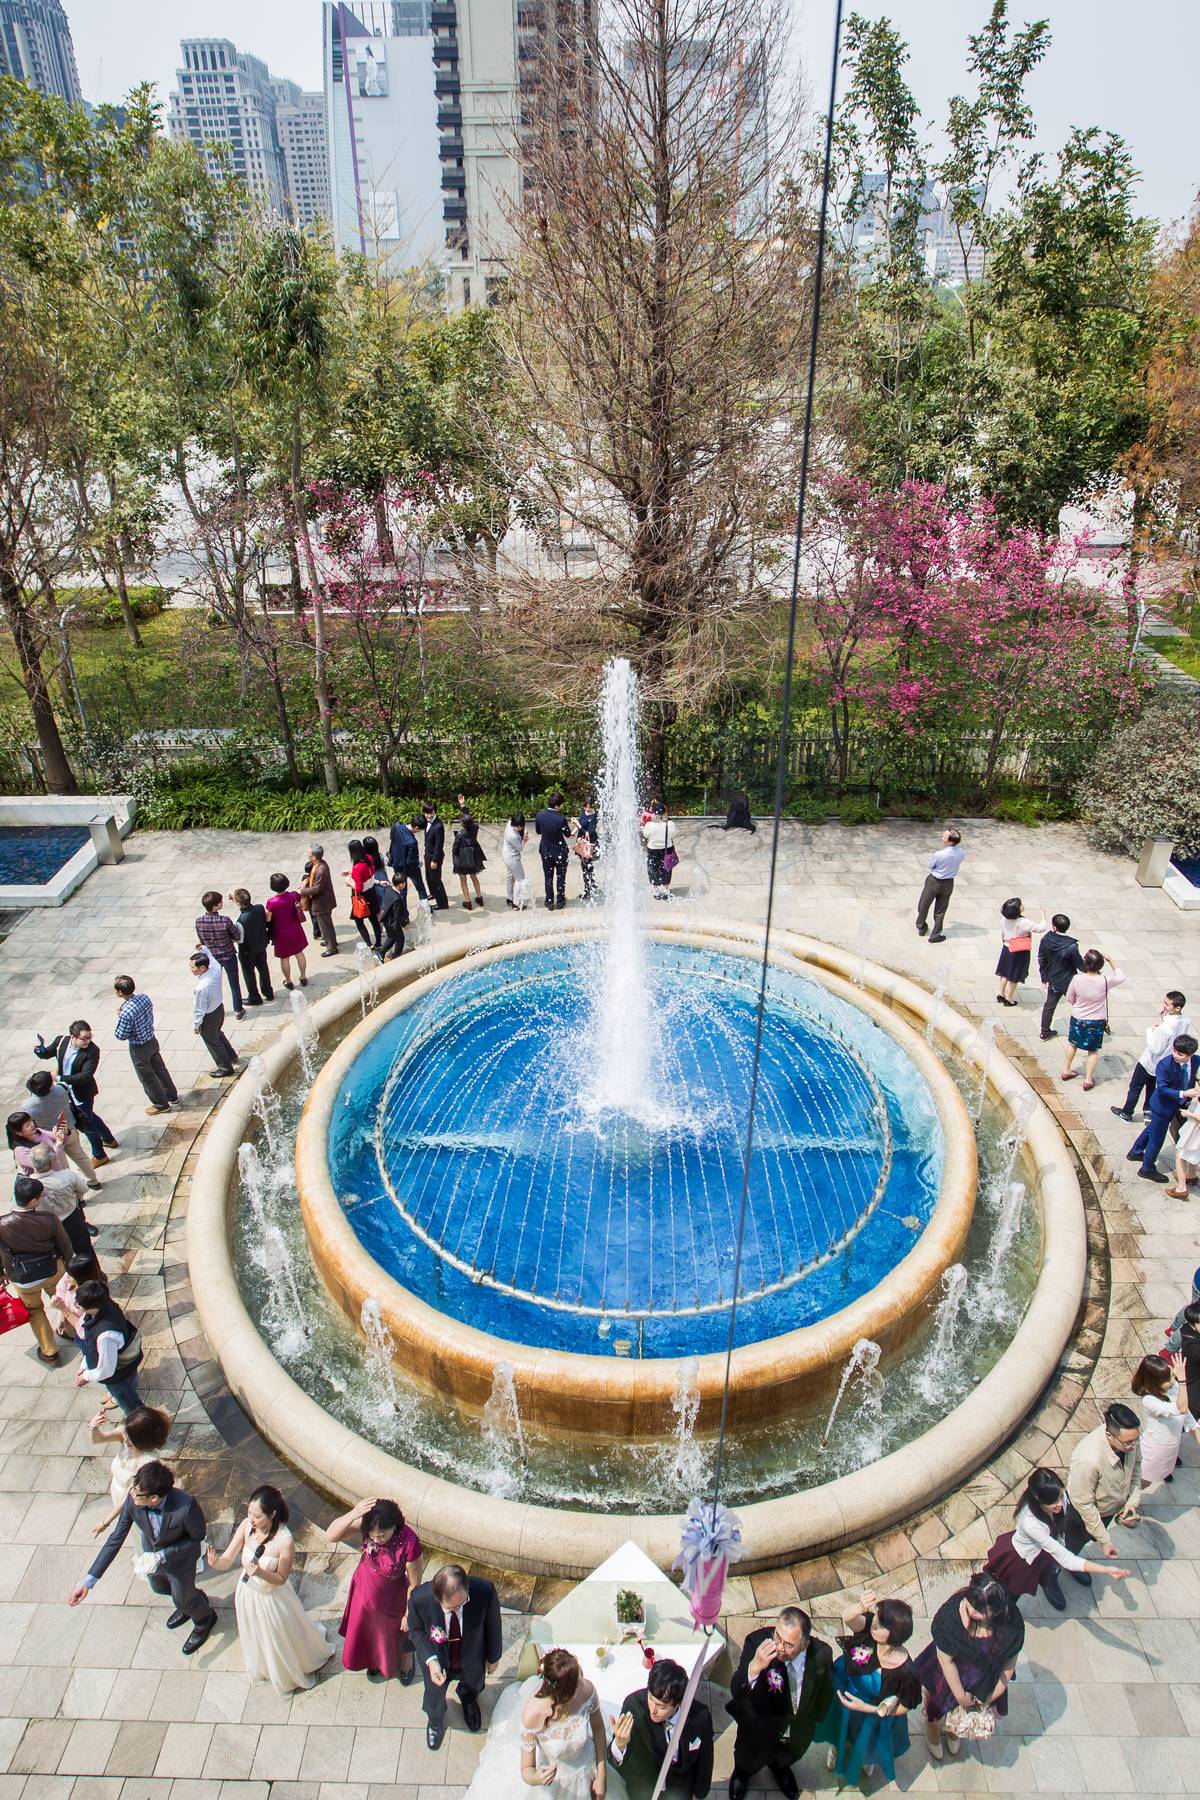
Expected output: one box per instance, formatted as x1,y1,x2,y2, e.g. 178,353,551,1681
185,912,1087,1577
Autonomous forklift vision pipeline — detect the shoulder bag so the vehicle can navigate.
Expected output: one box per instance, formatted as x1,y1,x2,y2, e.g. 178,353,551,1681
0,1282,30,1335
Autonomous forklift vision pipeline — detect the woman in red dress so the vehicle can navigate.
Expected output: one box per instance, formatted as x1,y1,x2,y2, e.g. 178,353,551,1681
265,872,309,990
327,1496,423,1682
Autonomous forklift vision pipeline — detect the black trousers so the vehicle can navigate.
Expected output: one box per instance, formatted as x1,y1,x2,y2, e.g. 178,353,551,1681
406,861,428,902
425,858,449,909
148,1558,215,1628
199,1004,237,1073
1041,984,1069,1034
541,852,567,905
732,1725,814,1779
62,1205,92,1258
1063,1506,1116,1559
382,917,406,959
238,943,274,1003
129,1037,177,1107
353,890,382,950
916,874,954,932
421,1662,480,1729
1123,1063,1156,1116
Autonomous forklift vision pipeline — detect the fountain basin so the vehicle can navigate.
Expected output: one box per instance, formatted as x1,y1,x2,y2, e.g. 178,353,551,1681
297,926,975,1436
186,912,1088,1574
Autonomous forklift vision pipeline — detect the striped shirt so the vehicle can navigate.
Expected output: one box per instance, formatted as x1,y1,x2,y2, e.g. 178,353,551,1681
114,993,156,1044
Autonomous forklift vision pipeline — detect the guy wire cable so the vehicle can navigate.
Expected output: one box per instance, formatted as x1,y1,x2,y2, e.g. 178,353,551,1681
709,0,846,1510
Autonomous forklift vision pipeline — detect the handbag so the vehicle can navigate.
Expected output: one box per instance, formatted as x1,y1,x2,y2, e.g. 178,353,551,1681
350,892,369,920
0,1283,30,1335
575,834,594,861
662,846,679,873
7,1247,57,1286
944,1703,996,1740
1102,975,1112,1036
1006,933,1032,955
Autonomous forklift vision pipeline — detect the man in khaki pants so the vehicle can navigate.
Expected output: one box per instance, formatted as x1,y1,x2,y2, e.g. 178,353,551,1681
1064,1402,1143,1582
0,1183,72,1363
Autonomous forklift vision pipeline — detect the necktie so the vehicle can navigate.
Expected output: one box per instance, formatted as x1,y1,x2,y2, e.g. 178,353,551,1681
448,1608,463,1671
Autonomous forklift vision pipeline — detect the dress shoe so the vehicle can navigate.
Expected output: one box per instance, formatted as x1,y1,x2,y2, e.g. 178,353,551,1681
36,1348,60,1364
1042,1571,1066,1611
91,1154,110,1167
916,922,928,936
166,1609,189,1629
102,1137,119,1148
462,1694,482,1732
86,1178,101,1189
1070,1570,1092,1587
182,1615,216,1655
367,1668,386,1682
727,1775,749,1800
1040,1029,1057,1040
1125,1149,1142,1161
86,1223,99,1238
426,1724,443,1751
245,996,263,1007
770,1765,799,1800
145,1104,169,1115
1139,1167,1169,1182
928,932,946,943
398,1659,415,1685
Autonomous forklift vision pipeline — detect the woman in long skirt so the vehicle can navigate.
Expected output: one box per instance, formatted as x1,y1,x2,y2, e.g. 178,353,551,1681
208,1486,331,1695
813,1590,920,1787
328,1496,423,1681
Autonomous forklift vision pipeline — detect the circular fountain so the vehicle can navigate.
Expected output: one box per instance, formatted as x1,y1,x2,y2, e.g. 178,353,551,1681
186,660,1088,1575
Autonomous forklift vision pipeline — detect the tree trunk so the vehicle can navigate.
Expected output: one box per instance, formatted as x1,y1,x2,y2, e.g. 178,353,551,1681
269,666,300,785
1,568,78,793
373,490,394,565
114,537,143,648
287,534,304,618
1125,483,1150,646
291,429,340,796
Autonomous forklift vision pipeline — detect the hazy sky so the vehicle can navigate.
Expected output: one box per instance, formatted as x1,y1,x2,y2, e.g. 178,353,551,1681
68,0,1199,227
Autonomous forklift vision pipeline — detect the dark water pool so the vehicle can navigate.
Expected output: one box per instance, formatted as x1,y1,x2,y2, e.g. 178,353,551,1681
0,825,91,885
1172,855,1200,887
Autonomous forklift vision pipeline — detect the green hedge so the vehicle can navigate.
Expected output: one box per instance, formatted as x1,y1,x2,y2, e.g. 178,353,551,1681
59,585,172,628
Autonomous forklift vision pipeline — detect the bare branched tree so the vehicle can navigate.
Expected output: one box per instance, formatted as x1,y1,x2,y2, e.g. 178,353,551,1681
500,0,813,781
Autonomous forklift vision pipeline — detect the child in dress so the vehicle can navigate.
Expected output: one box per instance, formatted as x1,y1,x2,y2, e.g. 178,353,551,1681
89,1405,172,1528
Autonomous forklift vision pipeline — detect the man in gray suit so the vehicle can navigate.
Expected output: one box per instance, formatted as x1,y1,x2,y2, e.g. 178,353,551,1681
68,1461,217,1655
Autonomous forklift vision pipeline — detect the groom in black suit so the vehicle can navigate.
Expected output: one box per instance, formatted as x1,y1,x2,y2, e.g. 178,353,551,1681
726,1607,834,1800
67,1460,217,1656
408,1563,503,1750
610,1658,713,1799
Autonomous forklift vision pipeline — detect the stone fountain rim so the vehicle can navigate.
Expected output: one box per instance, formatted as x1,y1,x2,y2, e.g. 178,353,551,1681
293,924,977,1422
185,913,1087,1577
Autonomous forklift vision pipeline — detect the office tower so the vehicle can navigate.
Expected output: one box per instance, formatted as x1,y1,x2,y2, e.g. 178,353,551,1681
0,0,81,101
323,1,444,268
277,89,332,229
169,40,292,215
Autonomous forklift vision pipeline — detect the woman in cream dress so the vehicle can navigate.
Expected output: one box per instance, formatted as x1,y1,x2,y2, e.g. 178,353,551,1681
208,1485,332,1694
464,1648,625,1800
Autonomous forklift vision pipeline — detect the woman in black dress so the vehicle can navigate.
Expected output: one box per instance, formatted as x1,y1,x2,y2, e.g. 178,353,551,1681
452,812,486,911
912,1572,1024,1760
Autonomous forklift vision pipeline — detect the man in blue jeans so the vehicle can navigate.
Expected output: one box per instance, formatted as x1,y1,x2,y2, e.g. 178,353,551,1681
73,1279,144,1412
1128,1034,1200,1183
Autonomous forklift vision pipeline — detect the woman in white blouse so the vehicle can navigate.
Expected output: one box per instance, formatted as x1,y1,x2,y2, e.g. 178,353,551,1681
1132,1352,1199,1487
995,898,1046,1007
983,1468,1129,1611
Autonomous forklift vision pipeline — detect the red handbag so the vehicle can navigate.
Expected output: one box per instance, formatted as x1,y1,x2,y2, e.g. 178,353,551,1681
0,1284,30,1335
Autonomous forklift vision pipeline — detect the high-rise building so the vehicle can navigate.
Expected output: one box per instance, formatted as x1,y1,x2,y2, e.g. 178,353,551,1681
277,90,332,229
848,173,988,289
169,39,329,230
323,1,444,269
0,0,81,102
169,39,291,215
434,0,593,309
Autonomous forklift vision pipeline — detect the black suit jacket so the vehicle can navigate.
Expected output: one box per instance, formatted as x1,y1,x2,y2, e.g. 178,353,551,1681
35,1035,100,1106
388,821,421,873
534,807,571,858
237,903,270,957
727,1628,835,1764
88,1486,207,1583
610,1689,713,1799
424,818,445,866
408,1577,502,1690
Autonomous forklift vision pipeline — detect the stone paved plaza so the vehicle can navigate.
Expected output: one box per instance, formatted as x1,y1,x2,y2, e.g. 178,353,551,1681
1,816,1199,1800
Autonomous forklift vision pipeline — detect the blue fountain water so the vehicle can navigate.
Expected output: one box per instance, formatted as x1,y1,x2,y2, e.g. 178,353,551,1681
327,939,943,1357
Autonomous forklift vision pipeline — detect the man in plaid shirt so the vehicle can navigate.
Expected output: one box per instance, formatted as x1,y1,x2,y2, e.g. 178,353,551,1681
113,977,178,1114
195,891,245,1019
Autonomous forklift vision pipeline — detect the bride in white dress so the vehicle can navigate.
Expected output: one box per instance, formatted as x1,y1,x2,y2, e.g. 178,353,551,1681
464,1649,628,1800
207,1485,332,1695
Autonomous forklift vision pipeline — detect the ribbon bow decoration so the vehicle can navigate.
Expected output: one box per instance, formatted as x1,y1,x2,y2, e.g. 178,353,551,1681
674,1498,743,1631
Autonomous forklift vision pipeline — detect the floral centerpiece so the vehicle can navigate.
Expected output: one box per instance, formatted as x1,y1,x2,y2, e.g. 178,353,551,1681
613,1587,646,1638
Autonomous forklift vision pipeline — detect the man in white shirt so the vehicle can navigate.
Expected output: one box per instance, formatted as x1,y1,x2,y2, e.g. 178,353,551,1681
408,1564,501,1750
915,828,965,943
190,952,239,1079
610,1658,714,1798
1112,989,1191,1122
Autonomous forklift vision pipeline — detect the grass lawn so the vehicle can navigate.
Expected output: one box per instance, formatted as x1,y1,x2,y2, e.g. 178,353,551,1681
1144,633,1200,680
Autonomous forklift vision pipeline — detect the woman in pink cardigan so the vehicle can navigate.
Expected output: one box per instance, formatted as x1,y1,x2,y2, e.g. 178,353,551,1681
1062,950,1125,1090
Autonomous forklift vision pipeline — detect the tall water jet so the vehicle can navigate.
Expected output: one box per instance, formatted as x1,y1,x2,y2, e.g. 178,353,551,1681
290,989,320,1086
659,1355,705,1498
973,1020,996,1122
997,1093,1037,1194
853,919,875,989
925,985,946,1047
976,1183,1026,1322
916,1263,969,1403
820,1337,882,1447
238,1142,307,1350
481,1361,526,1497
249,1056,283,1161
360,1297,400,1417
353,941,381,1017
582,658,655,1119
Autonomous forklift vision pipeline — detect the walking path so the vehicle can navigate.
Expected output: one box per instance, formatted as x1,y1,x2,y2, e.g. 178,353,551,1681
1,818,1198,1798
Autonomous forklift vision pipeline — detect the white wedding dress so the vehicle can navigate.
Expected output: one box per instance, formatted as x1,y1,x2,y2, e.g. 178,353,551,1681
464,1675,629,1800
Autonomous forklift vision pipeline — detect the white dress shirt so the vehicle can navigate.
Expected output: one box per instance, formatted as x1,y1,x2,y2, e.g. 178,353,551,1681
928,844,965,879
192,963,225,1028
426,1601,465,1667
786,1647,806,1708
1140,1012,1194,1075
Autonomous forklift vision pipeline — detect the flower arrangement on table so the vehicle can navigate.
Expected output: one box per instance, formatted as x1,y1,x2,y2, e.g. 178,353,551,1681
614,1588,646,1639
